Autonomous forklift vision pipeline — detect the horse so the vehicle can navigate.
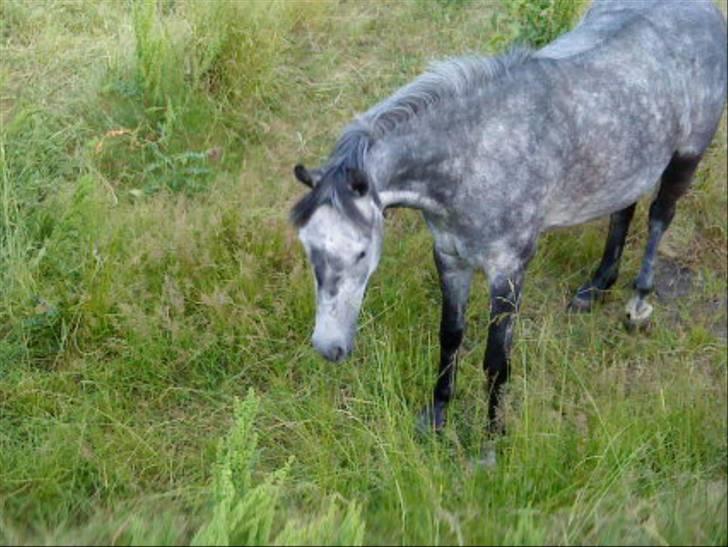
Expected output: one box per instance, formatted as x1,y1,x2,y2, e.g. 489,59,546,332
290,0,727,433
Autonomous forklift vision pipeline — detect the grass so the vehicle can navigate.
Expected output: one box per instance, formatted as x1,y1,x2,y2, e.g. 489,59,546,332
1,0,726,544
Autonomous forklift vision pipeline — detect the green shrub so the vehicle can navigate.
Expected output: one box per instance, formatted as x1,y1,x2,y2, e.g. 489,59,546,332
192,391,289,546
129,0,303,121
98,0,322,194
131,0,186,108
491,0,585,50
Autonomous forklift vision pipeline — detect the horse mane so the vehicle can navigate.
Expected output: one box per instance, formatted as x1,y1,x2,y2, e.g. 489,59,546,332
290,126,372,228
360,46,532,137
291,47,533,228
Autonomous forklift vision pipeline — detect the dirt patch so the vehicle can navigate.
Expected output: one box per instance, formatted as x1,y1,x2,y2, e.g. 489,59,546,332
654,256,727,341
701,297,728,342
653,258,697,301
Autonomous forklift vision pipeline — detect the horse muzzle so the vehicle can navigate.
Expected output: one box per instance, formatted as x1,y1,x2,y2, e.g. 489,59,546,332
312,335,352,363
311,301,359,363
311,320,355,363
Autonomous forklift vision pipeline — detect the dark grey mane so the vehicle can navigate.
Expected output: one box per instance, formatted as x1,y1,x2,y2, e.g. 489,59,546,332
359,46,532,137
291,47,533,228
290,126,372,228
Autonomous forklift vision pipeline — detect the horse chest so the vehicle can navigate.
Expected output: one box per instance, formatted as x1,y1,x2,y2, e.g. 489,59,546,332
426,219,476,264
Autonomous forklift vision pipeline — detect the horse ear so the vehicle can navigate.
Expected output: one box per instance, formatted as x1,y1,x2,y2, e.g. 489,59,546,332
294,164,314,189
349,168,369,197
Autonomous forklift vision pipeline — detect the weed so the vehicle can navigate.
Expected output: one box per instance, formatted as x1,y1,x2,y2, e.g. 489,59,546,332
489,0,585,50
192,391,365,546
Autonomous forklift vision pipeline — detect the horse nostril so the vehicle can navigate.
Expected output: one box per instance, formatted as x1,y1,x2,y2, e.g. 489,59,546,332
312,335,349,363
331,345,344,362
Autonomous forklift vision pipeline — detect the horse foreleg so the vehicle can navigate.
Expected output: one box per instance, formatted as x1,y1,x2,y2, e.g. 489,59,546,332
484,271,524,434
416,248,473,433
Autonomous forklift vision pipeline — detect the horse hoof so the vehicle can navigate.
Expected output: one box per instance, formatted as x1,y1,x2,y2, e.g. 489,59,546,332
624,316,653,333
624,296,653,332
415,403,447,435
567,294,595,313
568,286,606,313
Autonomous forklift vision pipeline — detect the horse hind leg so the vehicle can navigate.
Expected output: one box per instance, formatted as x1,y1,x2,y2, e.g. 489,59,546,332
625,153,702,331
569,203,637,312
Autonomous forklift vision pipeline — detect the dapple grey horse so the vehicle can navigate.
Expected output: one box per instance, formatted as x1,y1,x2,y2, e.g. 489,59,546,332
291,0,727,433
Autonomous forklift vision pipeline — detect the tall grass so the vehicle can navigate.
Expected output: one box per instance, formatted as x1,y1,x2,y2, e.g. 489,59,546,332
486,0,586,50
129,0,305,117
1,0,725,544
99,0,322,194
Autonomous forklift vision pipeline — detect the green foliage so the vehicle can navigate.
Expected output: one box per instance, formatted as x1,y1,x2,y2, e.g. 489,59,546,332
131,0,185,107
191,391,365,546
491,0,586,49
275,501,366,546
129,0,299,110
192,391,289,546
94,0,312,195
185,0,296,106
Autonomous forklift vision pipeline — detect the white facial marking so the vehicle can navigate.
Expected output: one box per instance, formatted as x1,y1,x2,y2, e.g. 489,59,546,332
298,202,383,362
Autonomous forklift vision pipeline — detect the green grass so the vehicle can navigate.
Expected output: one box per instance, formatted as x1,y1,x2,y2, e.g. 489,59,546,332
1,0,726,544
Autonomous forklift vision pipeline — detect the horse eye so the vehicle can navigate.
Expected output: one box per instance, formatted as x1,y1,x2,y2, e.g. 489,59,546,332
356,251,366,262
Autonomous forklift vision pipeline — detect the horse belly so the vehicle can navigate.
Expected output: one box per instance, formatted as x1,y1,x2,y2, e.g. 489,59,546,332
541,77,678,229
543,162,665,229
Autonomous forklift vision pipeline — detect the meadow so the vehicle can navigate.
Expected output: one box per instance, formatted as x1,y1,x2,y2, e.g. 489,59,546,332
0,0,726,544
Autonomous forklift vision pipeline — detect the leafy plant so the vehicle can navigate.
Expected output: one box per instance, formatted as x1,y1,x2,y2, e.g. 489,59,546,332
192,391,366,546
192,391,289,546
491,0,585,49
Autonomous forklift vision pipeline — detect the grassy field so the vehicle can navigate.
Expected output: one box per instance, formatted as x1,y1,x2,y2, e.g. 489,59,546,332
1,0,726,544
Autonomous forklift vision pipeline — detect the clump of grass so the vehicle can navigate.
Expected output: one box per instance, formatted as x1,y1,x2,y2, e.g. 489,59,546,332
130,0,186,108
192,391,290,546
97,0,329,194
131,0,304,111
275,501,366,546
185,0,299,108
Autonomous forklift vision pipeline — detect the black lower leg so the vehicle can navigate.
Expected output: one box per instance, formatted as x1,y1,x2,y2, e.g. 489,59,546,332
633,208,667,298
627,153,701,325
484,274,523,434
433,321,463,405
571,203,636,310
418,249,472,432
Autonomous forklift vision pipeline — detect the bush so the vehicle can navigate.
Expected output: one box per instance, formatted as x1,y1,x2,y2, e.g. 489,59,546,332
489,0,585,50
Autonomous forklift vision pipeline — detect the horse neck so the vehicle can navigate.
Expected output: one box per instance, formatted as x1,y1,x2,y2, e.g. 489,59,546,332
365,130,450,215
